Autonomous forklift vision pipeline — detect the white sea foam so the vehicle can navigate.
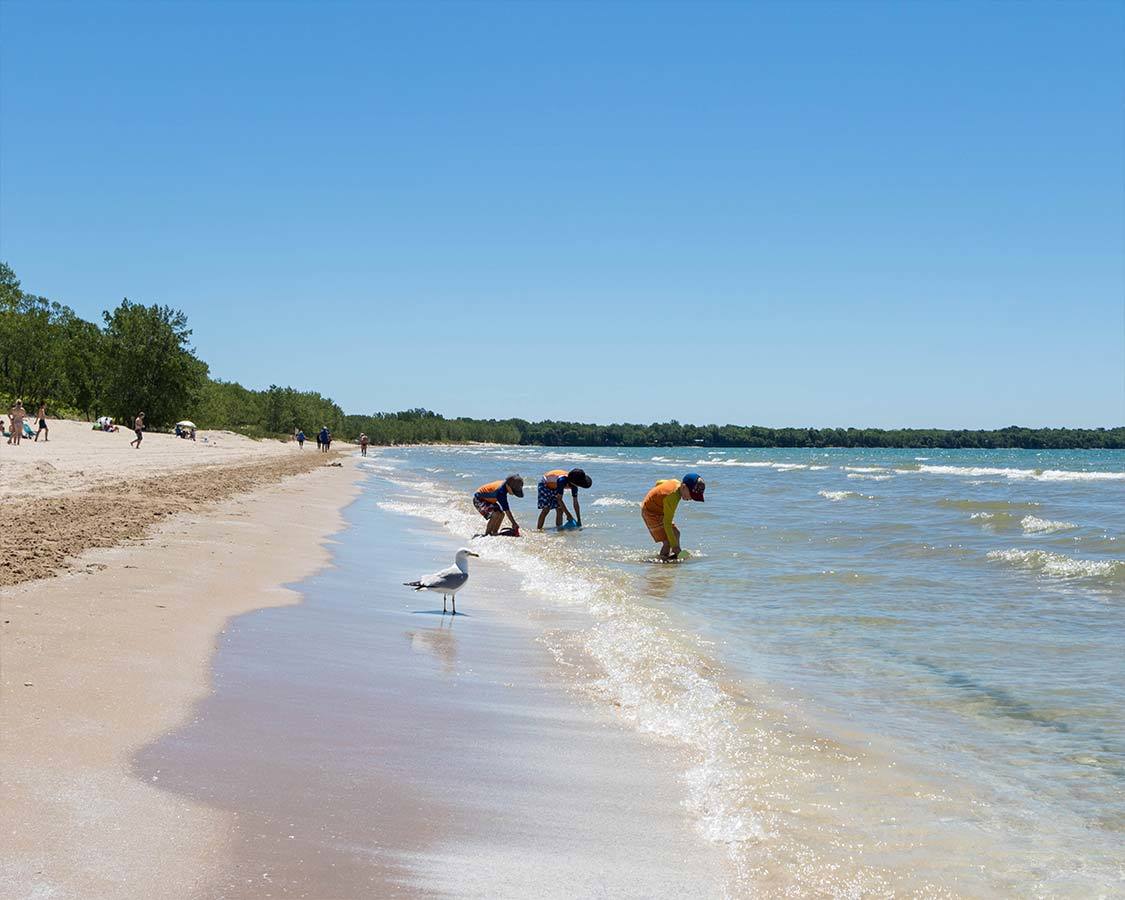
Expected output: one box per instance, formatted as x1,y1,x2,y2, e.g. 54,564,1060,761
1020,515,1078,535
843,466,889,473
970,512,994,521
917,464,1125,483
1036,469,1125,482
818,490,871,502
593,496,639,508
847,473,894,481
696,459,808,471
376,479,767,855
986,549,1124,580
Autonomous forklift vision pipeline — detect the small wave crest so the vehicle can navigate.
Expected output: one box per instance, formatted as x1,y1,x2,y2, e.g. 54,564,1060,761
919,465,1125,483
593,496,638,508
1020,515,1078,535
696,459,808,471
818,490,873,502
986,549,1125,581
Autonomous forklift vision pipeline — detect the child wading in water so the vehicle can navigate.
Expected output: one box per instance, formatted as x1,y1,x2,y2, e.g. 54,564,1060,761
473,475,524,536
536,468,593,529
641,473,706,559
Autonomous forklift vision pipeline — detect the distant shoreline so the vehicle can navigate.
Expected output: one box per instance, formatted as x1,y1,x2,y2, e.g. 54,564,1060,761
355,434,1125,451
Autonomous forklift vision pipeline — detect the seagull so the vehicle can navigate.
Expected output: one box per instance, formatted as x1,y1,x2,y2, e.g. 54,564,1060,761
404,548,480,615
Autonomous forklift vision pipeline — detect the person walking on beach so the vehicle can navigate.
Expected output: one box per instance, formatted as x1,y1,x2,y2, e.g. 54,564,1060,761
474,475,524,536
8,400,26,445
319,426,331,453
359,432,369,457
129,412,145,448
536,467,593,530
34,403,48,442
296,428,305,449
641,473,706,560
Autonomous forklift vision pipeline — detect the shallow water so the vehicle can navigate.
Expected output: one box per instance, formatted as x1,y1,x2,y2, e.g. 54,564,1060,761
372,446,1125,897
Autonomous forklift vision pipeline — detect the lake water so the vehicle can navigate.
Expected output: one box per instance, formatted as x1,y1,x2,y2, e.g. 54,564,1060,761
368,445,1124,897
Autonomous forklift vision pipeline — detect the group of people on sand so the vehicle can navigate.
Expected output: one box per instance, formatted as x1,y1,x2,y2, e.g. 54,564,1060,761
5,400,48,444
471,469,706,559
294,427,336,453
97,410,145,447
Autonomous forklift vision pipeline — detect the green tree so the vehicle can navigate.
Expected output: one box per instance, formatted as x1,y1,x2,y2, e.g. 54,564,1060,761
100,299,208,428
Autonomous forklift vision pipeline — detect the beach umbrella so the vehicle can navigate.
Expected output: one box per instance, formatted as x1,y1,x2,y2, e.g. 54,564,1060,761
176,420,197,429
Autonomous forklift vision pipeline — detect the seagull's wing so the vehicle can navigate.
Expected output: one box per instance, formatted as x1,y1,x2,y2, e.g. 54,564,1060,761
417,565,468,592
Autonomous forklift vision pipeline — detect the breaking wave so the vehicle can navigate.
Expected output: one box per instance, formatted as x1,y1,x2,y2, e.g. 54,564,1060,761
917,465,1125,483
593,496,639,508
818,490,873,502
1020,515,1078,535
986,549,1125,582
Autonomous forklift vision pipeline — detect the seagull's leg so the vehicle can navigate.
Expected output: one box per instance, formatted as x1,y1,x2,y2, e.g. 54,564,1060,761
452,595,456,615
442,595,447,614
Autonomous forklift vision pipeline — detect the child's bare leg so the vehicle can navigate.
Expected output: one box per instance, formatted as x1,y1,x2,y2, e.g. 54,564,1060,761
486,509,505,535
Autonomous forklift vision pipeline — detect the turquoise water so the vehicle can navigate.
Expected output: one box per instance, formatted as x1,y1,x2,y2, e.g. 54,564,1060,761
369,446,1124,896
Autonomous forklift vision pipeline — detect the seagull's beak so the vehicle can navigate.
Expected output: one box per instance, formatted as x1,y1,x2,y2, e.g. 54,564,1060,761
468,551,480,557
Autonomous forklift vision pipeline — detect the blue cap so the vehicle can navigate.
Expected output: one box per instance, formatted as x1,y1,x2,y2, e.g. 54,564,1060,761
682,473,706,501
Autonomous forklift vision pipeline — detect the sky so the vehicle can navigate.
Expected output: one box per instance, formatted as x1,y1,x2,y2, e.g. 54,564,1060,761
1,0,1122,429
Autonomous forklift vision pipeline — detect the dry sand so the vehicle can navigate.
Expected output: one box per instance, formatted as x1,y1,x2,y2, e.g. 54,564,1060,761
0,419,339,586
0,423,362,898
2,418,305,498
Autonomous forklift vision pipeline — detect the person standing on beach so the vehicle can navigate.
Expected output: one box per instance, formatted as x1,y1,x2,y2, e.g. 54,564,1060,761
359,433,369,457
34,403,48,442
536,467,593,530
296,429,305,449
8,400,25,445
474,475,524,536
129,412,145,448
641,473,706,560
318,426,331,453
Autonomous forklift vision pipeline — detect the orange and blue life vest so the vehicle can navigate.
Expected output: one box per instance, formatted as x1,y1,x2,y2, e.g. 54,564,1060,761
542,469,576,494
474,480,511,511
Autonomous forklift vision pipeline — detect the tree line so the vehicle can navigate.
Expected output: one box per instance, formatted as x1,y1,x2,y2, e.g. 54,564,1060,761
2,262,1122,449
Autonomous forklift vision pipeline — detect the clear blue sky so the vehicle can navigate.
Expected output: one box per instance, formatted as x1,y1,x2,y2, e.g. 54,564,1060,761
2,0,1122,428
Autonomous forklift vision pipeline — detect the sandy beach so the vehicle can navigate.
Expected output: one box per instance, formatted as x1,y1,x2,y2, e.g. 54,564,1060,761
1,430,730,897
0,420,339,586
0,422,361,897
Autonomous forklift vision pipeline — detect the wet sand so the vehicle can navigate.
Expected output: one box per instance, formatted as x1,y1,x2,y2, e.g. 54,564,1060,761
0,461,363,898
136,482,729,897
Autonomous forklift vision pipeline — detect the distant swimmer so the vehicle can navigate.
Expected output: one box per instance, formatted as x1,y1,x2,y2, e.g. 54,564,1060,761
473,475,524,536
642,473,706,560
536,468,593,530
359,432,369,457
